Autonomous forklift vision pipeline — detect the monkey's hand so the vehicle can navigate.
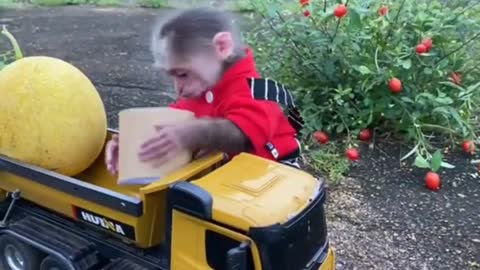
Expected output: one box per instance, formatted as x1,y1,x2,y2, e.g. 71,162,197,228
138,118,250,167
137,123,193,168
105,134,119,174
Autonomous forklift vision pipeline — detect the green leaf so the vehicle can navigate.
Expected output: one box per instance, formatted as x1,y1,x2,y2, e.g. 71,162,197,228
424,68,433,75
431,150,443,172
414,155,430,169
401,143,419,161
466,81,480,93
348,8,362,30
448,107,466,128
324,61,336,78
400,59,412,69
438,59,449,69
336,124,345,134
441,161,455,169
266,6,277,17
357,65,372,75
439,81,465,91
351,42,361,51
432,106,451,119
401,97,415,104
434,96,454,105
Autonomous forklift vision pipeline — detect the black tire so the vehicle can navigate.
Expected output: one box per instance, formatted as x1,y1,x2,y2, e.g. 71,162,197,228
40,255,70,270
0,234,43,270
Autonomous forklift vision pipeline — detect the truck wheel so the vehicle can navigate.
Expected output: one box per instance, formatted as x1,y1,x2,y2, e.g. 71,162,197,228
0,235,42,270
40,255,70,270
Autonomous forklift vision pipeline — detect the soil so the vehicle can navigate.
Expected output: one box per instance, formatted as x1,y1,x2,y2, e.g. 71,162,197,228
328,141,480,270
1,6,479,270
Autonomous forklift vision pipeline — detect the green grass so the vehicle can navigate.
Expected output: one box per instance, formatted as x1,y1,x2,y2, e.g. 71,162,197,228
304,142,350,184
0,0,23,8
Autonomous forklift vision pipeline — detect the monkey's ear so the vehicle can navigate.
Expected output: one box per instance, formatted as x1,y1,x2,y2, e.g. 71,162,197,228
213,32,234,60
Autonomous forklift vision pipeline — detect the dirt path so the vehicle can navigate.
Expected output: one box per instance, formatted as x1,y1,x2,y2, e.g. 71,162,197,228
1,6,479,270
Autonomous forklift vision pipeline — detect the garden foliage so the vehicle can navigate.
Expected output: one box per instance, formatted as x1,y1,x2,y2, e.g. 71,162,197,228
245,0,480,172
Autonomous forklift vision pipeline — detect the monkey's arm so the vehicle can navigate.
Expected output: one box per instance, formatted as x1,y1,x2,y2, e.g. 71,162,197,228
185,119,251,154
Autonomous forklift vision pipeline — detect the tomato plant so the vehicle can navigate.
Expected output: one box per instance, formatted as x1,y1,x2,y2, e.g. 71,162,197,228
246,0,480,175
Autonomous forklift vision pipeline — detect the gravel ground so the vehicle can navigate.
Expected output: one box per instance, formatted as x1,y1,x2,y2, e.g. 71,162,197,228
1,6,479,270
328,141,480,270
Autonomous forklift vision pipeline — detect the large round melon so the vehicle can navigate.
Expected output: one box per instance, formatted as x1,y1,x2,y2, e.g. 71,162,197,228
0,56,107,176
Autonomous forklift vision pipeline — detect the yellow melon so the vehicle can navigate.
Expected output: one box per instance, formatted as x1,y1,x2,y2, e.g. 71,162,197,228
0,56,107,176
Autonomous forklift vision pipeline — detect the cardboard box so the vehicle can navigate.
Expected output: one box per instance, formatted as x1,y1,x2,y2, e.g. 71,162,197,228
117,107,194,185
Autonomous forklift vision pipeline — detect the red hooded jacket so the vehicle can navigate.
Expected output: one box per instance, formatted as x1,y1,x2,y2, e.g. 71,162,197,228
170,48,299,161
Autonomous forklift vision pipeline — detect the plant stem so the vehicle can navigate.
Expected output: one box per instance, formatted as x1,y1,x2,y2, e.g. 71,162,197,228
386,0,407,41
374,48,381,73
309,16,334,42
254,8,321,80
336,110,351,141
392,96,430,156
1,25,23,60
435,31,480,66
420,123,456,134
331,0,350,41
274,11,337,84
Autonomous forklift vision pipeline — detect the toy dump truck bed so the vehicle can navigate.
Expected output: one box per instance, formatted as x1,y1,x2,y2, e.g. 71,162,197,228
0,129,336,270
0,130,225,247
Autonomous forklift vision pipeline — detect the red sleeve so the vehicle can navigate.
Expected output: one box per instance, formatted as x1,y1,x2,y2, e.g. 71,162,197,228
169,101,186,110
222,95,279,154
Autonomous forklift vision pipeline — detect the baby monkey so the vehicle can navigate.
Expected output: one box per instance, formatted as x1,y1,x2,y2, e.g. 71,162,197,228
105,7,304,174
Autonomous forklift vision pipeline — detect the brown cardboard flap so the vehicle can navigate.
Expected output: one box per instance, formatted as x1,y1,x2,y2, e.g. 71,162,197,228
117,107,195,185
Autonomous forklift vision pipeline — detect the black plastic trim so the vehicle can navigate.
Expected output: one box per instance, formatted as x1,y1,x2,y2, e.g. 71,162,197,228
304,242,330,270
0,154,143,217
247,180,329,270
6,199,167,269
166,181,213,220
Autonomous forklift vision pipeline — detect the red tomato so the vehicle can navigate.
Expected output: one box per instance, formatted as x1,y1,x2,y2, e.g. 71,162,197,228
345,148,359,161
421,38,433,51
416,44,427,54
303,10,311,17
313,131,329,144
425,171,441,191
388,77,402,93
300,0,309,7
378,6,388,16
450,72,461,85
462,140,476,154
334,4,348,18
359,129,373,142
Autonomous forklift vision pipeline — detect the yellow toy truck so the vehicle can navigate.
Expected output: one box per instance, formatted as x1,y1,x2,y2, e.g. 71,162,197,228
0,129,336,270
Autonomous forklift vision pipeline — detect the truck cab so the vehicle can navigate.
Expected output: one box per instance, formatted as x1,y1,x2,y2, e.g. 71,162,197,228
0,129,335,270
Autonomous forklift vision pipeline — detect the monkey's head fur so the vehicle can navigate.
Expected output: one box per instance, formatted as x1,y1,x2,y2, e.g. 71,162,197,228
151,7,246,99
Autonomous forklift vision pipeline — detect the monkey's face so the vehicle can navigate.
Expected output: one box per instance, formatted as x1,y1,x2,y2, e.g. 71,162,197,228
156,32,235,99
167,53,223,99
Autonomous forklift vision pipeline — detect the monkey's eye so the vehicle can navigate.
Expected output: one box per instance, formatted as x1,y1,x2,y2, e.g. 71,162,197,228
169,69,188,79
176,72,188,78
